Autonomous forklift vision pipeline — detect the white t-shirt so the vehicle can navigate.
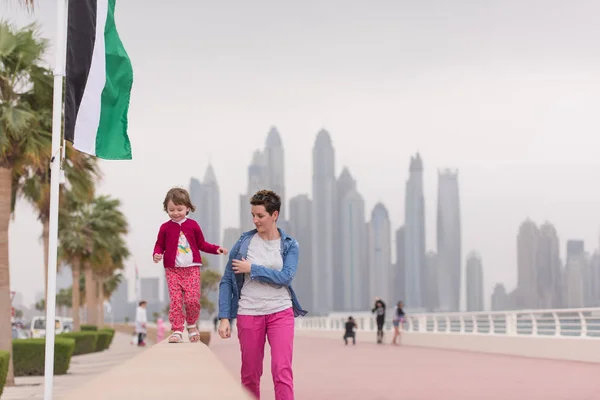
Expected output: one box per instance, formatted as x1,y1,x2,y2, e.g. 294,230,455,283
174,219,201,268
237,234,292,316
135,306,147,333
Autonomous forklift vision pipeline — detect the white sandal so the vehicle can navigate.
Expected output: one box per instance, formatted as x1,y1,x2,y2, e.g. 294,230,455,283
187,326,200,343
168,331,183,343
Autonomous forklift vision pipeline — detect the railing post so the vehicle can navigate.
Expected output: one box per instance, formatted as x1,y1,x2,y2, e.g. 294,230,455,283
579,311,587,337
488,314,493,335
459,315,465,334
553,312,561,337
473,315,478,334
505,313,516,336
419,316,427,333
531,313,538,337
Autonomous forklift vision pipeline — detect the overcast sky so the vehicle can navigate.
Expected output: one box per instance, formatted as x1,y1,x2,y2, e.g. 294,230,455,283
4,0,600,308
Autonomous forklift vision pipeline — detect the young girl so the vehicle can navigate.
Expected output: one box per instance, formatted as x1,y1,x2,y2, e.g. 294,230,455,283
372,298,386,344
153,187,228,343
392,301,405,345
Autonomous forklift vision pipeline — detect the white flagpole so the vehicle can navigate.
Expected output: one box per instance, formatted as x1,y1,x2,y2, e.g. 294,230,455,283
43,1,68,399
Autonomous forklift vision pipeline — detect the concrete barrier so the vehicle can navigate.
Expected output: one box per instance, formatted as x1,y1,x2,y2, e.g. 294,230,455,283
59,339,252,399
295,330,600,363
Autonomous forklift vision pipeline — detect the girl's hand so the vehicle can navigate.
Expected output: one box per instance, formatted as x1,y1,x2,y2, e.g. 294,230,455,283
153,253,163,263
232,258,251,274
217,247,228,255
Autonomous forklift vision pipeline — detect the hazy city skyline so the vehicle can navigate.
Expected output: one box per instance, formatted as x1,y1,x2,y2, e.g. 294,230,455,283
4,1,600,309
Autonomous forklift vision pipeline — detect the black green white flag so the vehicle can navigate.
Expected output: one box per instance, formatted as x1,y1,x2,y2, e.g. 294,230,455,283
65,0,133,160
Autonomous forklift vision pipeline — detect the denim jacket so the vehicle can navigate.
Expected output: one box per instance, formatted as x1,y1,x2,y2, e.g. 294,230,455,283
217,228,307,320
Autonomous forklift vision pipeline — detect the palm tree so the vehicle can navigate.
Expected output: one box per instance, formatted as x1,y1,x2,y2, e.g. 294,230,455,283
59,194,129,329
20,142,101,308
0,21,51,387
85,196,128,326
58,193,92,331
94,236,129,326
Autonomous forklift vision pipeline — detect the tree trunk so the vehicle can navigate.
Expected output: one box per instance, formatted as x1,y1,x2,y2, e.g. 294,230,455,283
42,219,49,311
71,260,81,331
97,281,104,328
84,264,96,325
0,167,15,386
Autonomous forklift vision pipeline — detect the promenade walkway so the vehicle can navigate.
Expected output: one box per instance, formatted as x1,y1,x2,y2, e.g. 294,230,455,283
211,331,600,400
2,332,143,400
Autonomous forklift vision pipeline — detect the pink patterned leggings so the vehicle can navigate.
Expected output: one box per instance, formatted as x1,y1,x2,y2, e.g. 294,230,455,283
165,266,200,332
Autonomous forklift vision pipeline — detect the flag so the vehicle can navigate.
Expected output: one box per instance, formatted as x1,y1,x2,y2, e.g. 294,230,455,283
65,0,133,160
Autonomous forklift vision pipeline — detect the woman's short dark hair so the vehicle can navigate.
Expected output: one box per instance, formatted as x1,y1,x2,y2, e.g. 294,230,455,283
250,190,281,216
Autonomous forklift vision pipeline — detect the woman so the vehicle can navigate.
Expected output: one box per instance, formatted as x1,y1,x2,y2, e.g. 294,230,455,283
391,301,405,345
371,298,386,344
217,190,306,400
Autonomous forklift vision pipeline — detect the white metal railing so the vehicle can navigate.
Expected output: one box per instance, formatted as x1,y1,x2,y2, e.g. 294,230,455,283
294,307,600,338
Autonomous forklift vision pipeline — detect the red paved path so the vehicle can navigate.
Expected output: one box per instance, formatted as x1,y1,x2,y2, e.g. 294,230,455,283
210,332,600,400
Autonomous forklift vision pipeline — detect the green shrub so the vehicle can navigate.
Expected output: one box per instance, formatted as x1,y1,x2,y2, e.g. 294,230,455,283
80,325,98,331
58,332,98,355
99,328,115,346
0,351,9,397
12,338,75,376
95,332,111,352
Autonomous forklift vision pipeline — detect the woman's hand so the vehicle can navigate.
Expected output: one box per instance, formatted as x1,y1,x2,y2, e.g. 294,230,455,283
218,319,231,339
232,258,251,274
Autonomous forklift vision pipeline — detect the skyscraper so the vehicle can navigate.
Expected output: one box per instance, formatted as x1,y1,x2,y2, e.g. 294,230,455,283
425,251,439,311
290,194,313,313
240,127,287,231
589,251,600,307
466,252,484,311
404,154,426,309
340,187,367,311
392,227,405,306
537,222,561,308
368,203,392,304
311,129,336,315
491,283,508,311
240,150,267,233
565,240,585,308
335,167,357,310
517,219,539,309
264,127,285,217
190,165,221,271
436,169,461,312
140,277,160,302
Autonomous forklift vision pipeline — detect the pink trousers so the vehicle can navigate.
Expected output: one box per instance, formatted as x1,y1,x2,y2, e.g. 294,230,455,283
165,266,200,332
237,308,295,400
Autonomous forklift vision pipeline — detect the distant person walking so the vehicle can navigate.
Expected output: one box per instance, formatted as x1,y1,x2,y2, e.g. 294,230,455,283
153,188,228,343
135,301,148,347
217,190,307,400
343,316,357,345
372,298,386,344
392,301,405,346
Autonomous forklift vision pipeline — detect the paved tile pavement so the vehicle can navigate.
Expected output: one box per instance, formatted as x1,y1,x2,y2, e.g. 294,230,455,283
2,332,144,400
210,331,600,400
